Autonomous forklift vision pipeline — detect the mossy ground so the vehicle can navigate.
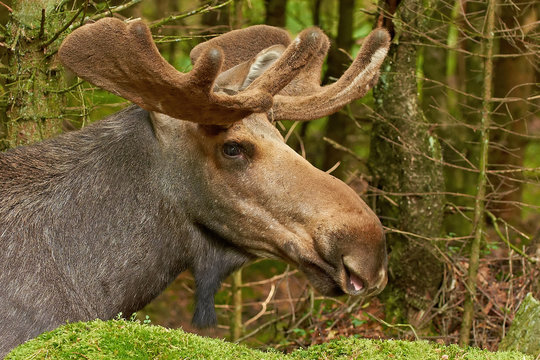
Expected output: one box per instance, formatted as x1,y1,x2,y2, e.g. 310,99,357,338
6,320,531,360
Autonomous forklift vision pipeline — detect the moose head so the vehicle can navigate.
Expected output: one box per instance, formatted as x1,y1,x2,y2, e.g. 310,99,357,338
58,18,390,323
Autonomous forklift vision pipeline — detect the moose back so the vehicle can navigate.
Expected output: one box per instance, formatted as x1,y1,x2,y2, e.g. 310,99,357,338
0,18,390,357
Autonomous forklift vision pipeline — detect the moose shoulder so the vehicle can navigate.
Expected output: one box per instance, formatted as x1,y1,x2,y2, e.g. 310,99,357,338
0,18,390,357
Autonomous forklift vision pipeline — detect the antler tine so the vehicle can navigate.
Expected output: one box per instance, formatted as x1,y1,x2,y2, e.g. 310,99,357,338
271,28,391,121
245,27,328,96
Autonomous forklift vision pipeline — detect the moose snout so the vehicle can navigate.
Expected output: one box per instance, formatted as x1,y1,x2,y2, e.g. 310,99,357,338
340,226,388,296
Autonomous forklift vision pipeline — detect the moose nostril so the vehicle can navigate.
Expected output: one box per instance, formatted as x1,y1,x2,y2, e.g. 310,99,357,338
343,262,366,294
349,272,364,292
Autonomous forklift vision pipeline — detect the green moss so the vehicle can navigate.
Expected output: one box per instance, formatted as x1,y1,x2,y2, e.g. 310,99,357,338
6,320,283,360
7,320,532,360
292,338,531,360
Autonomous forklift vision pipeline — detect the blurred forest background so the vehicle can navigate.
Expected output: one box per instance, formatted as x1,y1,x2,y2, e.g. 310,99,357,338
0,0,538,354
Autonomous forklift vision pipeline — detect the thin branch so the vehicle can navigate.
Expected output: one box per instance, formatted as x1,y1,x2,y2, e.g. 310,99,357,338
38,9,46,40
244,284,276,327
0,1,12,13
485,211,536,264
150,0,233,29
89,0,142,22
322,137,366,163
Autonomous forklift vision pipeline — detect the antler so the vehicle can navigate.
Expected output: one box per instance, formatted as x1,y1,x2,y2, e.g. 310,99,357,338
58,18,324,125
270,28,391,121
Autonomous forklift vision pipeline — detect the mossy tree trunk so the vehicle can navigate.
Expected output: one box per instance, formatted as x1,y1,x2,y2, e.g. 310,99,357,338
499,293,540,356
1,1,70,150
368,0,446,327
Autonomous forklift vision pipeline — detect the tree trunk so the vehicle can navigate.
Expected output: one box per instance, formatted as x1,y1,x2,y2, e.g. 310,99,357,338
264,0,287,27
2,1,69,150
321,0,355,178
489,1,536,225
369,0,446,328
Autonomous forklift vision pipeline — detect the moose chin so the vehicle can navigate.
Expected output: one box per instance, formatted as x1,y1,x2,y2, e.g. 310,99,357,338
0,18,390,358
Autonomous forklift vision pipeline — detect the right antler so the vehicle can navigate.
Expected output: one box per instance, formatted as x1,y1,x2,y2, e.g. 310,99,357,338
58,18,325,125
268,29,391,121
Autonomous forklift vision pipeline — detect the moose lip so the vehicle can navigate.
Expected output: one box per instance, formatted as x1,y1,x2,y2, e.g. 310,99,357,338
298,260,368,297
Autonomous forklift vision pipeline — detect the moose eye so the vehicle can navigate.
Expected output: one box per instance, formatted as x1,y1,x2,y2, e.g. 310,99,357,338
223,142,243,158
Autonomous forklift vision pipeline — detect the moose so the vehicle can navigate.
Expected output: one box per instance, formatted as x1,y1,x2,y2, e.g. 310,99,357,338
0,18,390,357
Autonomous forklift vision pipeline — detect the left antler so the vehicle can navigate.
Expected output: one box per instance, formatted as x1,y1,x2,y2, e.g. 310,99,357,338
58,18,324,125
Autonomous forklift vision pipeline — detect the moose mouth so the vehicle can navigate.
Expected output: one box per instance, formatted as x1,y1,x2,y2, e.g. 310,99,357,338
297,258,371,298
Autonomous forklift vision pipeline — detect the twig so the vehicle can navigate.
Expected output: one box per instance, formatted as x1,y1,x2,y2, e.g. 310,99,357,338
38,9,46,40
80,0,89,27
488,166,540,174
235,314,290,343
383,226,473,242
244,284,276,327
241,270,298,287
366,312,420,340
150,0,233,29
322,137,366,163
230,269,243,341
485,211,536,264
47,80,85,94
0,1,12,13
90,0,142,22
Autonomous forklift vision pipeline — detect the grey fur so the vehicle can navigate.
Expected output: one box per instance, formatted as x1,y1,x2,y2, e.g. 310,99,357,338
0,106,251,357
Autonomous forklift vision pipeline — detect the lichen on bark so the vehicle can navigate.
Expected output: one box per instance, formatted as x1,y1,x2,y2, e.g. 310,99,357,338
368,0,446,327
1,1,69,150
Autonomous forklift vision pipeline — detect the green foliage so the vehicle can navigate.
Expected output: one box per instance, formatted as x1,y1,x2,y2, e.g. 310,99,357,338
7,320,532,360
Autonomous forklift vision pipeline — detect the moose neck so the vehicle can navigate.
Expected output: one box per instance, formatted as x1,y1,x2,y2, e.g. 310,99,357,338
1,106,246,324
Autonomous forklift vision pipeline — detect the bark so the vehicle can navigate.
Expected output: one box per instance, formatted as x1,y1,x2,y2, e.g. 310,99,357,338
1,1,69,150
321,0,355,178
368,0,446,327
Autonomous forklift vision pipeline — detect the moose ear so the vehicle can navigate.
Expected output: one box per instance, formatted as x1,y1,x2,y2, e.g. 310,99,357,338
215,45,286,93
241,45,285,90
